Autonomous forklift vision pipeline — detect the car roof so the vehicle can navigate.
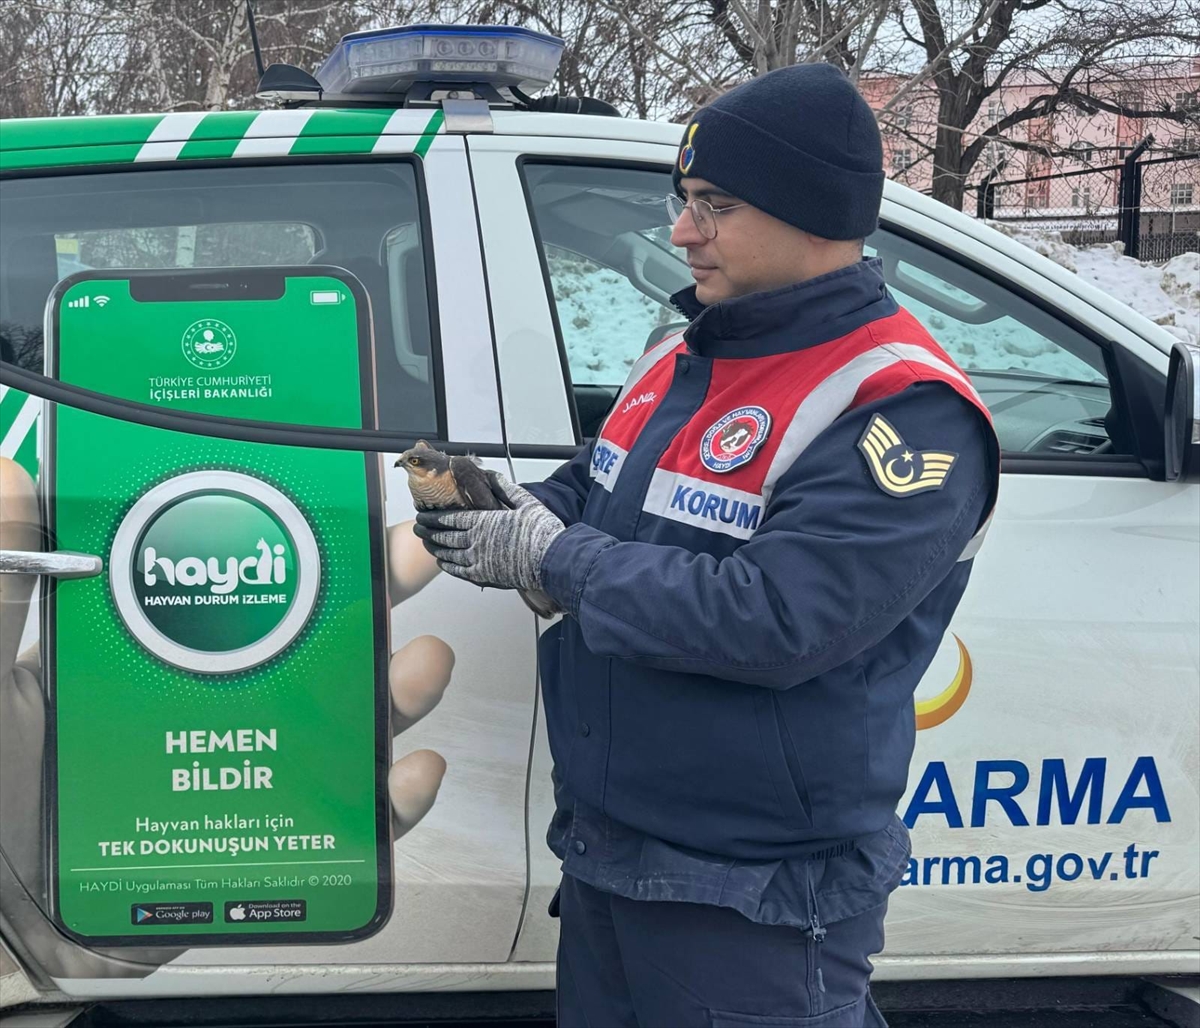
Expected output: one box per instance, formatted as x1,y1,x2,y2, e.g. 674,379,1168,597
0,107,681,159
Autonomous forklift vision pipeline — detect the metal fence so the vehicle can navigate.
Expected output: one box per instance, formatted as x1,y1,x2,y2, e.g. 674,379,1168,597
975,146,1199,263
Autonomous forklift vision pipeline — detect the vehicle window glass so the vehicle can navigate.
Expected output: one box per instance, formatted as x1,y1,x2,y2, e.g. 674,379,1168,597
544,244,680,384
0,163,439,436
866,230,1121,458
55,223,317,274
519,161,1121,458
522,163,690,437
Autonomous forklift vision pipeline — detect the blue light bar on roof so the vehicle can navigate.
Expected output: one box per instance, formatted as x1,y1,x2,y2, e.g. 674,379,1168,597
316,24,565,96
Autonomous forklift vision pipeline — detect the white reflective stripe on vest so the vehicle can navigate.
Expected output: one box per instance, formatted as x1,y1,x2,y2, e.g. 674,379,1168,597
758,342,988,561
588,439,630,493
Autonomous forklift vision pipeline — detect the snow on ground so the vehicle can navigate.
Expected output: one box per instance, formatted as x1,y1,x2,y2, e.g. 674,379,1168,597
991,223,1199,346
547,246,684,385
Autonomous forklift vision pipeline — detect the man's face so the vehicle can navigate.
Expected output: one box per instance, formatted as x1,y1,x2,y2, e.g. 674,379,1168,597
670,177,819,305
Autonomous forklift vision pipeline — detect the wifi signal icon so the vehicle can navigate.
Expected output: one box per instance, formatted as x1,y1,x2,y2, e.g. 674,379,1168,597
94,295,111,307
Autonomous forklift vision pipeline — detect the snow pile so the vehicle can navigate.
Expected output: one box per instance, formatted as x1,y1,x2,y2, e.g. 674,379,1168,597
547,247,683,385
991,223,1199,346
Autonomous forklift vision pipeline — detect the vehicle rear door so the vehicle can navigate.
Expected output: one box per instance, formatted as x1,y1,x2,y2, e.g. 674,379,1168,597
0,133,537,996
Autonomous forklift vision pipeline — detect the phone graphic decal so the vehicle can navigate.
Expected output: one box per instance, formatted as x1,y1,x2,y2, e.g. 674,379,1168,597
45,270,390,944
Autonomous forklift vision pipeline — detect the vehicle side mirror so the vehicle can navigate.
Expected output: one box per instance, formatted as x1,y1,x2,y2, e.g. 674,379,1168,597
1164,341,1200,483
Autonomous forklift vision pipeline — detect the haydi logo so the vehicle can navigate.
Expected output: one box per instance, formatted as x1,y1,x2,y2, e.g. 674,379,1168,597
110,471,320,674
142,538,288,594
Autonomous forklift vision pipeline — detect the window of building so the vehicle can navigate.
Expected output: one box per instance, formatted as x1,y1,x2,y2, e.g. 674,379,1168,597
1070,183,1094,208
891,149,914,174
986,100,1007,122
1171,183,1195,206
1116,89,1143,111
1174,90,1198,112
983,141,1007,172
1069,141,1094,165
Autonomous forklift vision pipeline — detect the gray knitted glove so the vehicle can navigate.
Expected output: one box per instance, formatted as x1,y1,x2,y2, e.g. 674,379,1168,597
413,481,565,594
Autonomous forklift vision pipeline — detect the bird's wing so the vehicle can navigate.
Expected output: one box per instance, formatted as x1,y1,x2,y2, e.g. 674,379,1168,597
483,469,519,510
449,456,504,509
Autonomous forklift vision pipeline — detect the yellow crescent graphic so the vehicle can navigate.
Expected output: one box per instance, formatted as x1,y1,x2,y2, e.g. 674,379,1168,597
915,634,972,730
884,457,915,485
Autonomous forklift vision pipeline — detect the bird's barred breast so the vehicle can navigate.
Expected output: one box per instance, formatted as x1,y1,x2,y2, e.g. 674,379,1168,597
411,476,465,510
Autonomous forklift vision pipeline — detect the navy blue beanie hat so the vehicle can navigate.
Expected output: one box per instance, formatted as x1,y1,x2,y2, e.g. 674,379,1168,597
673,63,884,241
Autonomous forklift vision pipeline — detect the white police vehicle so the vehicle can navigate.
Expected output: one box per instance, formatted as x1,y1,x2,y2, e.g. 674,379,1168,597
0,22,1197,1023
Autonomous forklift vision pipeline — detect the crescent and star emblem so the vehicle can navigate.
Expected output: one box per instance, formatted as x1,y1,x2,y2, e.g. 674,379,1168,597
857,413,958,497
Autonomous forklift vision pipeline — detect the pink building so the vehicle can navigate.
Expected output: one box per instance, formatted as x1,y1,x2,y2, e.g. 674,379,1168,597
861,58,1199,218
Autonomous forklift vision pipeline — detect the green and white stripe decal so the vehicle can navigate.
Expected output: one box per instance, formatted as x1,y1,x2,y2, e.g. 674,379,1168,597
372,109,445,156
0,386,39,478
0,106,446,474
134,111,208,162
121,107,444,164
1,107,446,169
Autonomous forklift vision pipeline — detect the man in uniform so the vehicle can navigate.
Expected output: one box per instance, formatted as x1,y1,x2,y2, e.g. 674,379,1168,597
416,62,999,1028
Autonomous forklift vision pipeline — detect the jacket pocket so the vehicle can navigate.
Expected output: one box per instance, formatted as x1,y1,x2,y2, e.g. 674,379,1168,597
753,691,812,829
709,996,874,1027
773,692,814,828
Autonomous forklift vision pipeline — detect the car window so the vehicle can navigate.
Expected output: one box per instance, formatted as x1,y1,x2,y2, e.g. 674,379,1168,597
0,163,439,436
521,162,1124,459
866,230,1121,458
521,163,690,437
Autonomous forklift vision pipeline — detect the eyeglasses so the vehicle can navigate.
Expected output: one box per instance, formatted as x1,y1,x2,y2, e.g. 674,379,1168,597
665,194,748,240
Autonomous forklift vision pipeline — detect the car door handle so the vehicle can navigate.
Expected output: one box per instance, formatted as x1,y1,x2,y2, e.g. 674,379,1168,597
0,550,103,579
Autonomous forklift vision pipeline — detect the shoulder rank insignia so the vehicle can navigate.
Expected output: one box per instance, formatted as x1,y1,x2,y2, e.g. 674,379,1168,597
858,413,958,497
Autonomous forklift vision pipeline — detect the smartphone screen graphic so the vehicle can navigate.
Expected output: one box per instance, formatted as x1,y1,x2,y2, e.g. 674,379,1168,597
44,269,391,945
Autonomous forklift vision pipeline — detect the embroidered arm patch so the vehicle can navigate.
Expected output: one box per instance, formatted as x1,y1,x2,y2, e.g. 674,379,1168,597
858,413,958,497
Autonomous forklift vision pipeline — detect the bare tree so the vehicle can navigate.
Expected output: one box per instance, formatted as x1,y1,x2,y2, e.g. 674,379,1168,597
4,0,1196,218
878,0,1200,208
0,0,367,117
0,1,141,117
123,0,365,113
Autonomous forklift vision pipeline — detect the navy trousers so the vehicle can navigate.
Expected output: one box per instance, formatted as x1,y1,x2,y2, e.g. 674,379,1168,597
554,874,888,1028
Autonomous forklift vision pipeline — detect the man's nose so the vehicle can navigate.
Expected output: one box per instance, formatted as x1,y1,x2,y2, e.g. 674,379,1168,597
670,207,705,248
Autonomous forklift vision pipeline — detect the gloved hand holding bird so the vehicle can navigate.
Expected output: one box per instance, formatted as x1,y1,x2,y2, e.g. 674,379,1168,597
395,441,563,618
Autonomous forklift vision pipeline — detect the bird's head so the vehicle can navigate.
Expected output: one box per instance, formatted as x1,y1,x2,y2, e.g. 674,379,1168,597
395,440,451,484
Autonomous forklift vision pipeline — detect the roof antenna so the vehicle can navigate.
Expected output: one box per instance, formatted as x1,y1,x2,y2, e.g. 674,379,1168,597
246,0,266,80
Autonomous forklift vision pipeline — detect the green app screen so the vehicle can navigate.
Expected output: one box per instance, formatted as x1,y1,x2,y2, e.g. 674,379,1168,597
49,272,388,942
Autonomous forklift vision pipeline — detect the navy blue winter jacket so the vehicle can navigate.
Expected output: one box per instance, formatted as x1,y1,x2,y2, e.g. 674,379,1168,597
528,258,999,862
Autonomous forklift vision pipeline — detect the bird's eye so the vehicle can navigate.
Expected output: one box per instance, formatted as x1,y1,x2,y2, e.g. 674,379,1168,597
410,457,422,466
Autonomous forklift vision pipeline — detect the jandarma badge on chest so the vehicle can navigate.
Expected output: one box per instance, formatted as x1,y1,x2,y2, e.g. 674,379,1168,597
700,406,771,473
858,413,958,496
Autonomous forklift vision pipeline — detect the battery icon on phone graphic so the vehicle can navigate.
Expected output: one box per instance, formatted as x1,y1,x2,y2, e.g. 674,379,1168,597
310,290,343,305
